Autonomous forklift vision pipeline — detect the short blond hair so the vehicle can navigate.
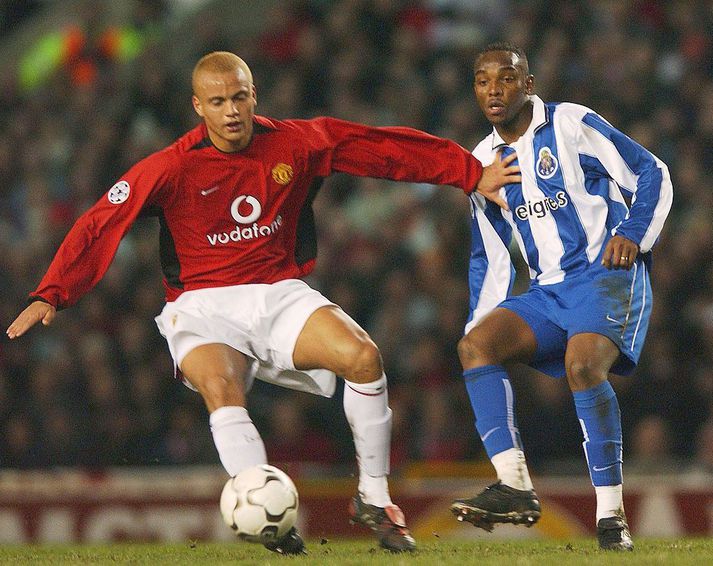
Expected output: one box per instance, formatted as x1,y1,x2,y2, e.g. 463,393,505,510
192,52,253,92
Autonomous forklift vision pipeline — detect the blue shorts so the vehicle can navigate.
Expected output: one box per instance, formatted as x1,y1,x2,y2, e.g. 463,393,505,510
500,259,652,378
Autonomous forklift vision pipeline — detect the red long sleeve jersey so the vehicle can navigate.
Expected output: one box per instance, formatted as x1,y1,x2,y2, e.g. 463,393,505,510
32,116,483,308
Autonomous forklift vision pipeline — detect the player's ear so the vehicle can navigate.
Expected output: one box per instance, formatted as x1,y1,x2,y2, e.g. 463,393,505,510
192,94,204,117
252,85,257,106
525,74,535,95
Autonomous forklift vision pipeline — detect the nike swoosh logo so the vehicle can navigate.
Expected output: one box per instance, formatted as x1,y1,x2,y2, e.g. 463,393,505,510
606,315,623,325
345,384,385,396
200,186,220,196
592,464,618,472
480,427,500,442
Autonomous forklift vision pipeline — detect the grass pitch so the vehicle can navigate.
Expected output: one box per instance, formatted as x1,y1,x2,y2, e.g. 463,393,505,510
1,538,711,565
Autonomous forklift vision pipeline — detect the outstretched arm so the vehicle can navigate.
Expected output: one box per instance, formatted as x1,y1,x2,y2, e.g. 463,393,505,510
304,117,486,192
8,150,171,335
297,117,521,199
6,300,56,339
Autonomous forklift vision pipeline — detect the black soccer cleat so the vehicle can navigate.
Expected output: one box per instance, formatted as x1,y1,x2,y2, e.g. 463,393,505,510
450,481,541,532
597,515,634,551
263,527,307,555
348,495,416,552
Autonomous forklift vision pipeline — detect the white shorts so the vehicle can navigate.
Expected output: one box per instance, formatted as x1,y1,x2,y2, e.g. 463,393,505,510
154,279,337,397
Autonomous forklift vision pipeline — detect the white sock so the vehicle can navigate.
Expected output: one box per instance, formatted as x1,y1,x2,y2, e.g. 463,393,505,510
595,484,624,522
492,448,534,491
343,374,393,507
209,406,267,476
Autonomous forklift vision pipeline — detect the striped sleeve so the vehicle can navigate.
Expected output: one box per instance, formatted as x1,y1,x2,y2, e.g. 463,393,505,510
578,112,673,252
465,193,515,333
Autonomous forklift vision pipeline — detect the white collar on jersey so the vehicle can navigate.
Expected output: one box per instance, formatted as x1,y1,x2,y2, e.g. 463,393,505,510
490,95,549,150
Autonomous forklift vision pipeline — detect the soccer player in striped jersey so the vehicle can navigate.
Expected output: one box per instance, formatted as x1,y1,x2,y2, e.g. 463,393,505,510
450,43,672,551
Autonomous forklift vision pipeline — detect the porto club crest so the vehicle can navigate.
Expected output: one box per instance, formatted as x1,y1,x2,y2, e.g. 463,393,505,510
536,147,559,179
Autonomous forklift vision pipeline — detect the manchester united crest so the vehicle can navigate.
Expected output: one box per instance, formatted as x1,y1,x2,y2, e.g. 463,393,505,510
536,147,559,179
271,163,293,185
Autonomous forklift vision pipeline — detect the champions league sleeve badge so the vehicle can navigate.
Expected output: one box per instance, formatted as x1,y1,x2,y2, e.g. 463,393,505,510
107,181,131,204
536,147,559,179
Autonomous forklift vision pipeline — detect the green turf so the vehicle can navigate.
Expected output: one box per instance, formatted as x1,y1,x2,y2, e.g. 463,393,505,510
1,539,711,565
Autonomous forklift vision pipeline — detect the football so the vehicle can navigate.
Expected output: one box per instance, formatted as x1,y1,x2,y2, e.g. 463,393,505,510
219,464,299,543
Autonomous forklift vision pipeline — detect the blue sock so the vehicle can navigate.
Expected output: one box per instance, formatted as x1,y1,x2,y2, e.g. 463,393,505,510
463,365,522,458
573,381,623,486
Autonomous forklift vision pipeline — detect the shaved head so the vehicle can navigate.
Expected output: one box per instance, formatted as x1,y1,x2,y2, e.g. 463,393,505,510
191,51,257,152
192,51,253,93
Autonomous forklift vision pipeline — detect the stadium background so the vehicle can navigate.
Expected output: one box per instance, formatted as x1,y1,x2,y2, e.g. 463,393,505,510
0,0,711,542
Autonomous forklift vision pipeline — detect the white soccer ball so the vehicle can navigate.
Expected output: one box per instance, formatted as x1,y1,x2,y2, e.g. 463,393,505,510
220,464,299,543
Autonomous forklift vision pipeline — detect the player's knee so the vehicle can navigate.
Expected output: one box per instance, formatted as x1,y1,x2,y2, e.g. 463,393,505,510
341,337,383,383
192,372,246,411
457,332,496,368
566,359,607,391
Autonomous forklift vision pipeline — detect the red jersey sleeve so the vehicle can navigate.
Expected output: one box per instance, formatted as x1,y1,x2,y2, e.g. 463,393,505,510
30,150,175,309
297,116,483,193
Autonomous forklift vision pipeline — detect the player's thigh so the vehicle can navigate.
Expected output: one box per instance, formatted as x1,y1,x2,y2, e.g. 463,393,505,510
564,332,620,391
460,307,538,367
180,343,251,410
293,305,381,377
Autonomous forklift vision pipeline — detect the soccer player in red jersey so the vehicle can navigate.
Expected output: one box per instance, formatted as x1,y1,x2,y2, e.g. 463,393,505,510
7,51,518,553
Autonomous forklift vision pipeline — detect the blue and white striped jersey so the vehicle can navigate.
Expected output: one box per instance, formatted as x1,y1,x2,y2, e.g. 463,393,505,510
466,95,673,332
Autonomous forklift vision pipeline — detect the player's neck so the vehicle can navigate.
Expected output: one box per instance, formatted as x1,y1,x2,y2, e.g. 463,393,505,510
494,101,533,145
210,135,252,153
205,126,254,153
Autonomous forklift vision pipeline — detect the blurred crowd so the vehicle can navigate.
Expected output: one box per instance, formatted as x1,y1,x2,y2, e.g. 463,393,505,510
1,0,712,477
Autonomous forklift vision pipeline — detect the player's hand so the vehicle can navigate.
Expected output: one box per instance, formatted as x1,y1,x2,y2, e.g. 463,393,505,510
476,150,520,210
6,301,56,339
601,235,639,270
